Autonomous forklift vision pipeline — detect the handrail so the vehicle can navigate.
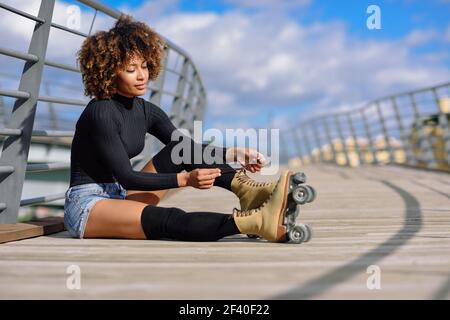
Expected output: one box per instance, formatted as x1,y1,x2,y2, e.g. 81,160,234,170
26,162,70,172
20,193,66,207
0,2,45,23
0,0,209,224
282,82,450,172
0,88,31,99
0,128,21,136
0,47,39,62
51,22,89,37
298,81,450,126
44,59,79,73
37,95,88,106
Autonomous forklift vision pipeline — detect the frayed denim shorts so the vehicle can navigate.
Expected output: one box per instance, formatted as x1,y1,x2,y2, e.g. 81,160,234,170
64,182,127,239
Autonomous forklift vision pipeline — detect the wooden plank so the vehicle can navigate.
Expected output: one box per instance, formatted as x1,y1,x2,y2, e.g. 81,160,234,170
0,216,64,244
0,164,449,299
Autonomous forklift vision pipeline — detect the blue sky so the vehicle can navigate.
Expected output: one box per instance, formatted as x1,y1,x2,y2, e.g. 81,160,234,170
103,0,450,93
1,0,449,135
103,0,450,42
102,0,450,129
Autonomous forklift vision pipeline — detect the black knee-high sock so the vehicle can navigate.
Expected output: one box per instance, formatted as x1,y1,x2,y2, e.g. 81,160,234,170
140,205,241,241
151,140,236,191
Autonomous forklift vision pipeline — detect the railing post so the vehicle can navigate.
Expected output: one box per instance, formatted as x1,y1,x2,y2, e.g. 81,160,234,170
195,93,207,123
0,0,55,224
375,101,395,163
279,133,290,165
431,88,450,166
0,86,7,127
311,119,324,163
333,113,350,166
346,112,364,165
148,46,169,156
149,46,169,107
182,69,198,134
322,116,337,164
360,108,378,164
409,93,438,169
44,82,58,131
300,125,314,164
88,9,98,36
391,96,415,166
292,128,304,163
170,56,189,127
44,81,59,146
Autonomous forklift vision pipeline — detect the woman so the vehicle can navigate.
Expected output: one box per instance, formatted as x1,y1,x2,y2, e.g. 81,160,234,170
64,15,292,242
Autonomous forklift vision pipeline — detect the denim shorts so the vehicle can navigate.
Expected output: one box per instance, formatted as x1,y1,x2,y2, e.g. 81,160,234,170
64,182,127,239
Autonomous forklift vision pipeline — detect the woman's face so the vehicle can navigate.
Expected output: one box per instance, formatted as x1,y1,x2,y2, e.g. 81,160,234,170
116,54,149,97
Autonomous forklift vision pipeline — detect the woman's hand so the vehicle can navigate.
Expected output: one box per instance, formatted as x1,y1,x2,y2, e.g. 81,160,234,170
177,168,221,189
225,147,267,173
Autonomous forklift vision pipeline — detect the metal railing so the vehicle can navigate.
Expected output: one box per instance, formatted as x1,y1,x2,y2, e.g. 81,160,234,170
0,0,208,224
281,82,450,172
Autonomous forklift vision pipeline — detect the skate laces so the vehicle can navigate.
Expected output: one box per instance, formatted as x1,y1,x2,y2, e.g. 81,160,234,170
233,183,277,217
236,168,273,188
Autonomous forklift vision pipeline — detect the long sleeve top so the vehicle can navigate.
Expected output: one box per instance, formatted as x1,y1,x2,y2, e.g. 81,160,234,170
69,93,225,191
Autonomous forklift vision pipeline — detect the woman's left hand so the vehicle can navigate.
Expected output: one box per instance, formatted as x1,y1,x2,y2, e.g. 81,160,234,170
226,147,267,173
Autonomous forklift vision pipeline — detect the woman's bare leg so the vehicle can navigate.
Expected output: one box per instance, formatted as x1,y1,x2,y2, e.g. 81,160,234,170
84,197,240,240
125,159,170,205
84,198,148,239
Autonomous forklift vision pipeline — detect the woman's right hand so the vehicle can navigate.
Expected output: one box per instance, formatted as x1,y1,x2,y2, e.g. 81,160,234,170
177,168,221,189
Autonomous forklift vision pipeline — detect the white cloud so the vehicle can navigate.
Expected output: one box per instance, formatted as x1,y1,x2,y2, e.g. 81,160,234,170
1,0,449,133
120,0,178,19
209,120,254,132
445,24,450,43
147,12,218,35
403,29,438,47
154,10,447,115
223,0,311,10
206,90,255,117
0,0,114,66
271,113,293,129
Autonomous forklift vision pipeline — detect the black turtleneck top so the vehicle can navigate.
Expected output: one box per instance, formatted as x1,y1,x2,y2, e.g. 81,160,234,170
69,93,223,191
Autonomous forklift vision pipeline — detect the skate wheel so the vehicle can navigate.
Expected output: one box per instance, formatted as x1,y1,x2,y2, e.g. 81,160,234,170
288,224,310,244
303,185,316,203
303,224,313,242
292,172,306,184
309,186,317,202
247,234,259,239
292,185,308,204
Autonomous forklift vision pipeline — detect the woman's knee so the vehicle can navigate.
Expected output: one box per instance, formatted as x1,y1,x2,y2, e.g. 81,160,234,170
125,159,169,204
140,205,230,242
140,205,185,240
125,191,162,205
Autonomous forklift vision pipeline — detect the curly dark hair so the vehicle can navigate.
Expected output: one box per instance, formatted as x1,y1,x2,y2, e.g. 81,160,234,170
77,14,167,100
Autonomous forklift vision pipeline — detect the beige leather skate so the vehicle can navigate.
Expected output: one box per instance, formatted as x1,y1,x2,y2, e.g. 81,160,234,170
231,168,276,211
232,170,293,242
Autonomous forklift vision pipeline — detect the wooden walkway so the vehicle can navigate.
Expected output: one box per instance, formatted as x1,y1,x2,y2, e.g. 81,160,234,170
0,164,449,299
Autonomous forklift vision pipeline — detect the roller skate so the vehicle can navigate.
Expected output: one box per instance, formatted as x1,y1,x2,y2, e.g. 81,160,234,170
232,170,316,244
231,168,276,210
283,171,316,244
230,168,276,239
